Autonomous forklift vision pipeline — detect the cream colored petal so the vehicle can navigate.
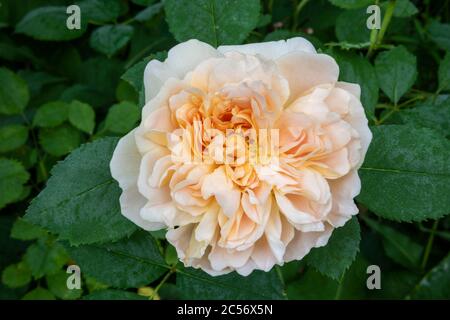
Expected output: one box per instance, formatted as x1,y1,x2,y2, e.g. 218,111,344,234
166,224,194,260
149,155,175,188
166,39,220,78
264,208,285,262
110,129,140,190
286,84,333,119
119,187,164,231
346,95,372,166
274,170,332,229
235,259,257,276
110,130,161,230
140,200,175,227
325,86,372,167
327,171,360,227
277,52,339,103
137,145,170,199
143,60,178,103
249,236,278,272
141,78,186,126
144,39,220,102
142,106,176,146
208,245,253,271
284,224,333,262
201,166,241,217
274,190,319,225
336,81,361,99
195,204,219,243
218,37,316,59
317,147,351,179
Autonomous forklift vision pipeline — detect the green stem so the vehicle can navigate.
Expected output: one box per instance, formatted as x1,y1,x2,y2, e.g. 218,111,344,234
368,0,396,58
376,107,397,125
397,95,426,108
150,267,176,300
421,220,439,270
268,0,274,14
292,0,310,31
21,112,48,181
124,38,165,70
334,272,346,300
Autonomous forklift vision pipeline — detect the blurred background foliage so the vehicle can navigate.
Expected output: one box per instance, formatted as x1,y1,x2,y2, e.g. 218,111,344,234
0,0,449,300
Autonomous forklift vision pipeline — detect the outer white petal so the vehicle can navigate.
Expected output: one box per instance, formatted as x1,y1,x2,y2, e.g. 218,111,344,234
284,224,333,262
208,245,253,271
144,39,220,102
218,37,316,59
110,130,162,230
276,52,339,103
327,171,360,228
336,81,361,99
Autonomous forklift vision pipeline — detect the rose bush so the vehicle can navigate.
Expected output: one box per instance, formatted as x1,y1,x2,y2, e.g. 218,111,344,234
111,38,372,275
1,0,450,300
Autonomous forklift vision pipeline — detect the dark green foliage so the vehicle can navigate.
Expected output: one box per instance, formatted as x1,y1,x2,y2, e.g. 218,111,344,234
0,0,449,300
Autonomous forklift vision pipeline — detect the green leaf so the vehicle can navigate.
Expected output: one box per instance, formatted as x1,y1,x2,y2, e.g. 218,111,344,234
24,239,68,279
116,80,138,104
164,244,178,266
76,57,123,97
61,84,110,109
330,50,378,120
0,40,35,63
287,268,338,299
16,6,87,41
164,0,261,47
358,125,450,221
288,254,373,299
0,158,29,209
121,57,152,93
77,0,123,23
0,68,29,115
1,262,32,289
65,231,167,289
22,287,55,300
0,216,28,271
363,217,423,269
90,25,134,57
328,0,372,9
25,137,137,245
39,124,82,157
375,46,417,104
68,100,95,134
176,267,285,300
132,0,157,5
438,51,450,92
84,289,147,300
371,270,420,299
393,0,418,18
11,218,48,241
104,101,140,134
135,2,163,22
18,70,65,97
46,270,82,300
33,101,68,128
428,20,450,51
409,253,450,299
0,125,28,153
335,9,370,43
399,99,450,138
306,217,361,280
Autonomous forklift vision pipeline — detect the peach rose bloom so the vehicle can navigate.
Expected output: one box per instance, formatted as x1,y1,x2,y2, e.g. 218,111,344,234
110,38,372,276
